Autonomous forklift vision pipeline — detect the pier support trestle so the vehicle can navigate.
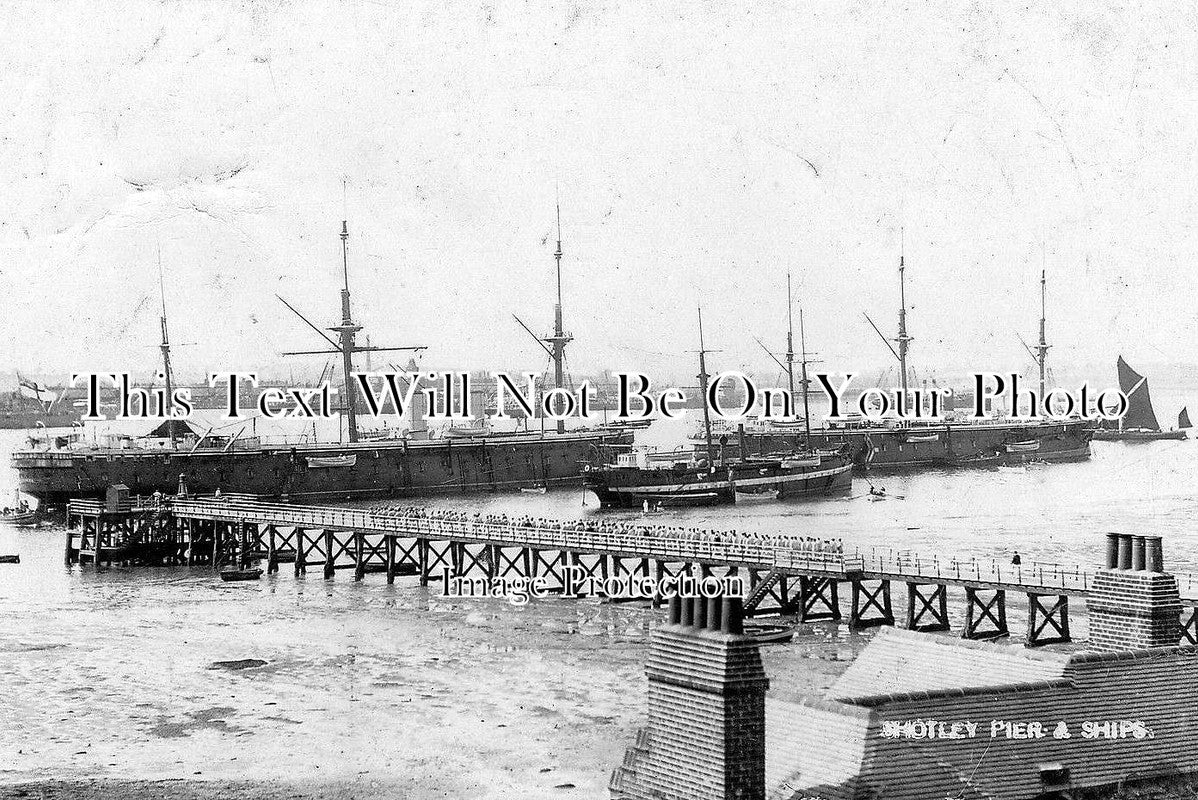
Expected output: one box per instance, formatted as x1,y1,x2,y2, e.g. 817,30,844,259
798,576,841,622
1182,607,1198,646
1026,592,1071,646
962,587,1008,640
850,579,894,629
904,581,949,632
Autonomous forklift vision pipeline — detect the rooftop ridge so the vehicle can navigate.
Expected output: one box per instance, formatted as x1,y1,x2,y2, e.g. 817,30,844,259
870,626,1072,662
845,677,1076,708
1068,643,1198,664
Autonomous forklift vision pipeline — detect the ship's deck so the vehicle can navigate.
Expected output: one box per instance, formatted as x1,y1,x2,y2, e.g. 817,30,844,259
10,427,631,462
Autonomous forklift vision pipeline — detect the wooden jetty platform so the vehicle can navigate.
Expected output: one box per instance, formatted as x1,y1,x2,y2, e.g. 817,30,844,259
65,496,1198,647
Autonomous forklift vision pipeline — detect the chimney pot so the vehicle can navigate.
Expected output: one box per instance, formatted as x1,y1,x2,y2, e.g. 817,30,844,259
723,596,744,635
1104,532,1120,569
667,596,682,625
707,597,722,631
1146,536,1165,572
695,594,709,629
1132,536,1147,571
1117,534,1133,569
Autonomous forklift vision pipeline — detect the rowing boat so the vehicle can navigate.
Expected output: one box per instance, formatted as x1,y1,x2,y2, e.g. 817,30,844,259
219,568,263,582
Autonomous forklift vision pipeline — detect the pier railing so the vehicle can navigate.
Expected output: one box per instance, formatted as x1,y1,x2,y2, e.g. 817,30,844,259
168,498,849,574
164,498,1178,595
860,548,1092,593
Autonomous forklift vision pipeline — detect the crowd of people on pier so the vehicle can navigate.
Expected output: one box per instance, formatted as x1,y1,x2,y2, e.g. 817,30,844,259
373,503,845,555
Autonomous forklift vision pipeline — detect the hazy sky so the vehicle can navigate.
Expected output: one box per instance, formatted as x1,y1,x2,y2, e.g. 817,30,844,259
2,1,1196,386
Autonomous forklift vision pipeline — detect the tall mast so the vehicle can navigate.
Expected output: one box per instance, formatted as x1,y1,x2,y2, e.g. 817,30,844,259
799,306,812,451
697,307,715,471
280,220,427,443
896,237,912,400
157,248,176,446
1036,268,1049,401
785,273,796,401
786,273,813,451
334,220,363,443
543,201,573,434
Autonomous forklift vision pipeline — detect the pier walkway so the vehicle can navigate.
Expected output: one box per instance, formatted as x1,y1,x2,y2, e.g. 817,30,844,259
65,496,1198,647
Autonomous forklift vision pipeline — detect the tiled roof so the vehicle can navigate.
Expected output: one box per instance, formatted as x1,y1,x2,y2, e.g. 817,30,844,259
766,696,1002,800
765,697,872,800
767,642,1198,800
829,628,1071,703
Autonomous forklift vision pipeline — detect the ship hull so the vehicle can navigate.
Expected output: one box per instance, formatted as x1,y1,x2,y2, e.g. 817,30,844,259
13,430,633,506
0,410,82,430
721,420,1092,472
583,456,853,509
1091,429,1188,442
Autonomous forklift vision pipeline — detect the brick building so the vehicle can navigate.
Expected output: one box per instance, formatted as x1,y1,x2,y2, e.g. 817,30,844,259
612,595,769,800
615,534,1198,800
767,630,1198,799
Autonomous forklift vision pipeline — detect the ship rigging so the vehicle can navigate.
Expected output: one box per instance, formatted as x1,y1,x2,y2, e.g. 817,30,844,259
279,221,427,443
754,273,817,451
863,239,913,407
512,201,574,434
697,307,715,470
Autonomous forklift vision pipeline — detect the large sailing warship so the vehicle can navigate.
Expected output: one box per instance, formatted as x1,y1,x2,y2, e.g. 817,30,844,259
736,260,1092,470
12,220,632,506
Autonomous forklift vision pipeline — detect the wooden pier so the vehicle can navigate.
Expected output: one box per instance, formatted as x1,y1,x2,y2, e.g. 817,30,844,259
66,496,1198,647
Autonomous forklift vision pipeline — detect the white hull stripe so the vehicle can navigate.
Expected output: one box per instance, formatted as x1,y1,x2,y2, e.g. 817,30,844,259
603,464,852,494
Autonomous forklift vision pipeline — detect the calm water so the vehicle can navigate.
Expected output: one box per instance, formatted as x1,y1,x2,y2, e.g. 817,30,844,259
1,408,1197,796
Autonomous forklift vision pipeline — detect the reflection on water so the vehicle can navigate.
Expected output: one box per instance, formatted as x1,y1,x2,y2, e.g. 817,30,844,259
1,422,1197,795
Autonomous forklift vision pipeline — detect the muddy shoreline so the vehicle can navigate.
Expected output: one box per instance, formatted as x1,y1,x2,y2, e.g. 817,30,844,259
0,779,436,799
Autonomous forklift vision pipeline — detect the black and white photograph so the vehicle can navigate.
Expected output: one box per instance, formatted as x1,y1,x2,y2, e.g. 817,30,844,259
2,2,1198,799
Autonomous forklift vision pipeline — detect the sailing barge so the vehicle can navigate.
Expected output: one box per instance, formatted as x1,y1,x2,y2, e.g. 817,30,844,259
12,220,632,505
1092,356,1188,442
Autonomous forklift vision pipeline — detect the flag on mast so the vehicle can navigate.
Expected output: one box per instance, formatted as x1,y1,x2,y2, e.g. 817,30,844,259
16,373,52,409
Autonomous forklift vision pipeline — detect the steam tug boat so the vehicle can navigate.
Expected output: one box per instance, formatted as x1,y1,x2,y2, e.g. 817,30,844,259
582,307,852,509
582,446,853,508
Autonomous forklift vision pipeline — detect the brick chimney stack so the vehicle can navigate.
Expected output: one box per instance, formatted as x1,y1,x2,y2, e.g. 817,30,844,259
611,595,769,800
1088,533,1181,651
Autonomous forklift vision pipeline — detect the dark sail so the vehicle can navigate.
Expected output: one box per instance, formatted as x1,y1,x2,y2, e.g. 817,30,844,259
1181,407,1192,430
1116,356,1161,432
